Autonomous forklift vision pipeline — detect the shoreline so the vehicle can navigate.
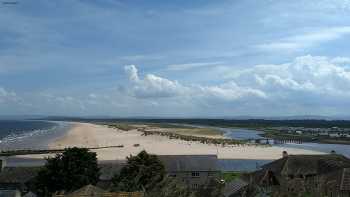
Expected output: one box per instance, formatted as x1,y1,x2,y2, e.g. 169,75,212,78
15,122,325,161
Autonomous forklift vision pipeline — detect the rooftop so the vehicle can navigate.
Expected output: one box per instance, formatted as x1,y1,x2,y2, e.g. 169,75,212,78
158,154,219,172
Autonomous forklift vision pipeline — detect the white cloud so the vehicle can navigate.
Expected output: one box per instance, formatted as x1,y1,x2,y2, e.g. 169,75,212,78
257,26,350,52
124,65,187,98
228,55,350,98
0,87,20,103
167,61,224,71
124,65,267,101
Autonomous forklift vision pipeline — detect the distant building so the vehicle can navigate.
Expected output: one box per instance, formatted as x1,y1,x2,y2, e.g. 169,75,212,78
330,133,341,138
248,153,350,197
295,130,303,135
158,155,220,189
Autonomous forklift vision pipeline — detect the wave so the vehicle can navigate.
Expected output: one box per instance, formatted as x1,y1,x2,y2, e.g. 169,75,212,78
0,126,58,144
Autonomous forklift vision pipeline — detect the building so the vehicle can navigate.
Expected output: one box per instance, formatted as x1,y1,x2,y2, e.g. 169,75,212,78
0,158,41,197
248,153,350,197
158,155,220,189
295,130,303,135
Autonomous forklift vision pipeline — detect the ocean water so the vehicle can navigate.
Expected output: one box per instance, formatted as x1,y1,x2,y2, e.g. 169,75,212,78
0,120,71,150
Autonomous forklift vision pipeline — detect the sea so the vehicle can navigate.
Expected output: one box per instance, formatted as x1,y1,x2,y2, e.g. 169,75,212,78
0,120,71,150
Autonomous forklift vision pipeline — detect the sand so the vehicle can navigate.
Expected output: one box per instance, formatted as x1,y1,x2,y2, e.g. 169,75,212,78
21,122,322,161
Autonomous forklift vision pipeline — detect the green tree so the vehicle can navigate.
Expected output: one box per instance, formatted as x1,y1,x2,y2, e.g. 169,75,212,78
35,147,99,196
146,177,195,197
112,150,165,192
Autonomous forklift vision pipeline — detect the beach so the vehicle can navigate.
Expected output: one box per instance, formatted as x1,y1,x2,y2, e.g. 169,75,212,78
20,122,323,161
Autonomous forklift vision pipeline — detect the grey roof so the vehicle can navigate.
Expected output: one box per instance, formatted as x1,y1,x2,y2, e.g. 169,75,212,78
261,154,350,176
0,167,41,184
223,178,248,197
158,155,219,172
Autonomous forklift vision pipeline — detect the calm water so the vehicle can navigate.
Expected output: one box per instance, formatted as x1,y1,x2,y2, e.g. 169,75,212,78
0,120,71,150
215,126,350,158
219,127,264,140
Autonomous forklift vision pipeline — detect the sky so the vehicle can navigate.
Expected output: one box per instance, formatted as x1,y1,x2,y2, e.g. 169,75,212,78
1,0,350,117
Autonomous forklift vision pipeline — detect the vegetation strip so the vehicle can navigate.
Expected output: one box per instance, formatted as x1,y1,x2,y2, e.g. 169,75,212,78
139,128,268,147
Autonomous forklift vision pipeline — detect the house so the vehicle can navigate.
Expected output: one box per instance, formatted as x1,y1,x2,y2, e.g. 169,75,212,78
158,155,220,189
249,152,350,197
0,160,41,197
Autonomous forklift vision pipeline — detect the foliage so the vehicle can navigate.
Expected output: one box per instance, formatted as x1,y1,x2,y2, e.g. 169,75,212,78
146,177,194,197
194,178,225,197
107,123,136,131
34,147,99,196
222,171,241,182
112,150,165,192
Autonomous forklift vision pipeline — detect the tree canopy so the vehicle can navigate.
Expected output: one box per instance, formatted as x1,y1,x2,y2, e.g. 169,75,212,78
35,147,99,196
112,150,165,192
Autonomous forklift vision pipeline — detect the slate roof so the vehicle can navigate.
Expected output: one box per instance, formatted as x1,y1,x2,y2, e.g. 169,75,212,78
261,154,350,176
158,155,219,172
0,167,41,184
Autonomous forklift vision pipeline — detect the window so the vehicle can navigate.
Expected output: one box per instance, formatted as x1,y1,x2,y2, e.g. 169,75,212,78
192,184,199,189
192,172,200,177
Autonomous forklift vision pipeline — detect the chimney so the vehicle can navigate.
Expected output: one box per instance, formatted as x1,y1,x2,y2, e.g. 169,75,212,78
282,151,288,158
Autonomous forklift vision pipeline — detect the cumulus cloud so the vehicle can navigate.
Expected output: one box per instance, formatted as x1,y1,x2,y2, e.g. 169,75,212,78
122,55,350,115
124,65,267,101
124,65,188,98
226,55,350,99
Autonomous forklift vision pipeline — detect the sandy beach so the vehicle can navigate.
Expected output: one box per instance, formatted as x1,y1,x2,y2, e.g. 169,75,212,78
19,122,322,161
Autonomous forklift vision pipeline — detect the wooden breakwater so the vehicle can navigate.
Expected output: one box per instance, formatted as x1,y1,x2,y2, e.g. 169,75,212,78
0,145,125,156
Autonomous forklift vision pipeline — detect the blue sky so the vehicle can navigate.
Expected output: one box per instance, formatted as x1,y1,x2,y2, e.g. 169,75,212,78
1,0,350,117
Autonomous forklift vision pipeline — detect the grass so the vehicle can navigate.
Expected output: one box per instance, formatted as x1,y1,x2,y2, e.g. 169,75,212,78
221,172,241,182
106,123,136,131
169,128,224,136
143,123,224,137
